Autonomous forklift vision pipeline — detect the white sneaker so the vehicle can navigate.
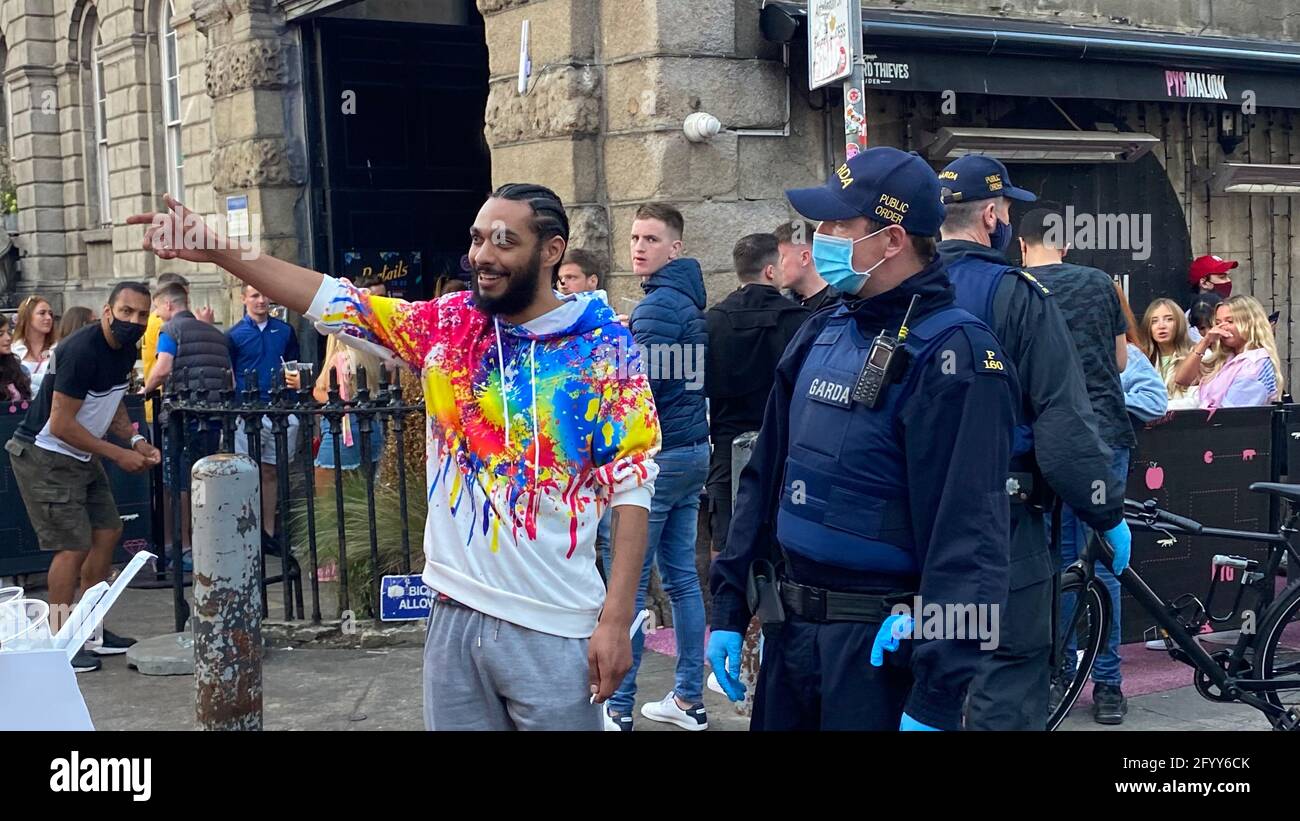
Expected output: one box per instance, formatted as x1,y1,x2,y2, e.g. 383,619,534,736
1145,631,1204,650
603,708,633,732
639,691,708,731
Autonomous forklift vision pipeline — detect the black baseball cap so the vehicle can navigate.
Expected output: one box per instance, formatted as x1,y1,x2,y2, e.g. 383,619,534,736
938,156,1037,204
785,147,946,236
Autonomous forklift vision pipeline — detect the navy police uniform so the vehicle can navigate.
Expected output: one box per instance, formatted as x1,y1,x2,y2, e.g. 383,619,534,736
936,156,1125,730
709,149,1020,731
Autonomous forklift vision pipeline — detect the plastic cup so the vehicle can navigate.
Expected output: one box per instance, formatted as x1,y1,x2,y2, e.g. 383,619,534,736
0,598,50,651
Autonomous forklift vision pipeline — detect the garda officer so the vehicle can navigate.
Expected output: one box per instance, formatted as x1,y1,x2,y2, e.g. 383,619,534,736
935,155,1132,730
707,147,1019,731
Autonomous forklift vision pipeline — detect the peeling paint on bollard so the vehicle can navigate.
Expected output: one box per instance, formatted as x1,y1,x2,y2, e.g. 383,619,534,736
192,454,264,731
731,433,760,718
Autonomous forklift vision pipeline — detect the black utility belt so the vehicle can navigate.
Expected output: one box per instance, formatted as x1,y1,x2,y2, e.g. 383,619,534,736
778,579,914,624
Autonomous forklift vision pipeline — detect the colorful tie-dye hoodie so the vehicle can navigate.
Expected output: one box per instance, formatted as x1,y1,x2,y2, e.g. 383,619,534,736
307,277,661,637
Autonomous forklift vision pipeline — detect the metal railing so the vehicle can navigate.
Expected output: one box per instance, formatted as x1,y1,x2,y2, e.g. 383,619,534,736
156,364,423,630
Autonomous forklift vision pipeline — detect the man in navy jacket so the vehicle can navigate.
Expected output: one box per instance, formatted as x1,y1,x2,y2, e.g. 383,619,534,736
605,203,711,732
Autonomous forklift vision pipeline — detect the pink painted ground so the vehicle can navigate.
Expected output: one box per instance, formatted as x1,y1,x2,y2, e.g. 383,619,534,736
1073,620,1300,706
644,626,680,657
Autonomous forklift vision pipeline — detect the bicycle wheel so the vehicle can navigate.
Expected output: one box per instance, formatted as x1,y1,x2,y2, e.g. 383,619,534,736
1252,581,1300,728
1049,574,1111,732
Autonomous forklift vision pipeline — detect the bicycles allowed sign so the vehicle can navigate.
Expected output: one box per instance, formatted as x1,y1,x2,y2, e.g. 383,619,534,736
380,574,432,622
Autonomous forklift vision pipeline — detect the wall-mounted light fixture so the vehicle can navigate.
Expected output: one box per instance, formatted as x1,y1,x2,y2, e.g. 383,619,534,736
1217,108,1246,156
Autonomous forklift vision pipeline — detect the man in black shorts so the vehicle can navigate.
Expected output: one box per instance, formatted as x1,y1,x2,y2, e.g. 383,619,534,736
5,282,160,672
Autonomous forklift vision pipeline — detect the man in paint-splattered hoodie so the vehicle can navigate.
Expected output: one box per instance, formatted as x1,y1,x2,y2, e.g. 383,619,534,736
130,184,660,730
311,273,660,636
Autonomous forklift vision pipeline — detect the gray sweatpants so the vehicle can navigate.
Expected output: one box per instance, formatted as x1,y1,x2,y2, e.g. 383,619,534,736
422,599,602,731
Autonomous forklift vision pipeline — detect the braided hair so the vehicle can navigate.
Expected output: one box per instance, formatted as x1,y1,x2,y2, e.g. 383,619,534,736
491,183,569,279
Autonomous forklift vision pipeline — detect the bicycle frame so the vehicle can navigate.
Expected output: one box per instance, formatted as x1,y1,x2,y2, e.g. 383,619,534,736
1064,510,1300,725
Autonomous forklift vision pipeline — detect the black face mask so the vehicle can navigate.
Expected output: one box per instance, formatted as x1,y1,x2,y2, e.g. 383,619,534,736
109,318,146,348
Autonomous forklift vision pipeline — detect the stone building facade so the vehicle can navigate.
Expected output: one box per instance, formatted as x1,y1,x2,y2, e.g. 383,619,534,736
0,0,311,321
2,0,1300,390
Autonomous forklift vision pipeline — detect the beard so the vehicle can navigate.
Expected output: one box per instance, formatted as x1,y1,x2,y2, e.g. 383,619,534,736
472,244,543,317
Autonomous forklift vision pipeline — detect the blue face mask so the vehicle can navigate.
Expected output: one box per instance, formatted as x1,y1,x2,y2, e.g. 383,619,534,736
811,225,890,296
990,219,1013,252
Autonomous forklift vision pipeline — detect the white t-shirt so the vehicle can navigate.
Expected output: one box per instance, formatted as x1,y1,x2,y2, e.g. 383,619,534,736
12,340,52,396
15,326,136,461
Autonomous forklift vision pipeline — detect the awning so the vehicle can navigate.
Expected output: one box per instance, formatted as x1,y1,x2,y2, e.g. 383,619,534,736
278,0,364,22
925,127,1161,163
761,3,1300,109
1215,163,1300,194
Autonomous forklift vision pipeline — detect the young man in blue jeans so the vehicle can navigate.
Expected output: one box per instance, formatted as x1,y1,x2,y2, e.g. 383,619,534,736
606,203,710,731
1055,446,1129,721
1021,207,1135,724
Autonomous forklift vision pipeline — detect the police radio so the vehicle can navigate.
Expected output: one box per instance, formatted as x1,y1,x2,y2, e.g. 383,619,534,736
852,294,919,409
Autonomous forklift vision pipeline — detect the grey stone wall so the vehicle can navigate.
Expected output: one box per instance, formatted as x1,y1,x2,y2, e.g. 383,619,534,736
2,0,298,323
479,0,830,308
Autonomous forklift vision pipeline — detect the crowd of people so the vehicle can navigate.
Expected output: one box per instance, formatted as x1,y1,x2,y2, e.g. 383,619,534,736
0,270,416,666
4,144,1290,729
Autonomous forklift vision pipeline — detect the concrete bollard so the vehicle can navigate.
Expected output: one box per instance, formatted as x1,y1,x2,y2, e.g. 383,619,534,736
191,454,263,731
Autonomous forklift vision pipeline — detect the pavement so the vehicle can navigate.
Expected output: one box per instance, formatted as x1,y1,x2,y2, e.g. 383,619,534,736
15,568,1282,731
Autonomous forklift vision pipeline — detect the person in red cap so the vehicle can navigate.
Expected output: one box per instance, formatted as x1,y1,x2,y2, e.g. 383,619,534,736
1189,254,1237,298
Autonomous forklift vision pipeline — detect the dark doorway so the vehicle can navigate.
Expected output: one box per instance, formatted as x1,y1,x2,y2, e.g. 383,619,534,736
1004,156,1190,317
303,15,490,300
985,98,1191,317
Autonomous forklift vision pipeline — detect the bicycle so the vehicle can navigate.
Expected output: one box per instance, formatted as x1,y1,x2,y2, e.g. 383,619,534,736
1048,484,1300,731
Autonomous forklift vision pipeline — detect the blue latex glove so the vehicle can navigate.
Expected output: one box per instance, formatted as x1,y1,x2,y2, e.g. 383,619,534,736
1101,519,1132,575
900,712,941,731
706,630,746,702
869,614,914,667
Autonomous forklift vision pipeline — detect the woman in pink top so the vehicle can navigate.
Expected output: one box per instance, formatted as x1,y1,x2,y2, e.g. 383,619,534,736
1174,295,1283,409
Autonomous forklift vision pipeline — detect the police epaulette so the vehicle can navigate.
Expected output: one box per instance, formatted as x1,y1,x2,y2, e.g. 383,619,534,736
1014,268,1052,296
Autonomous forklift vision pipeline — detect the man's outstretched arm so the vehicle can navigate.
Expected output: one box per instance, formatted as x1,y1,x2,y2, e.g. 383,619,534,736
129,195,433,370
127,194,322,314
